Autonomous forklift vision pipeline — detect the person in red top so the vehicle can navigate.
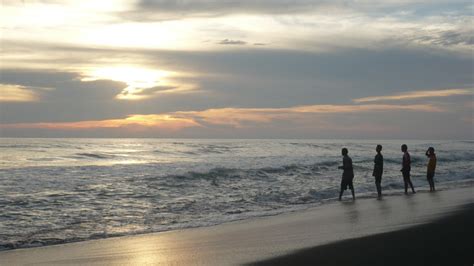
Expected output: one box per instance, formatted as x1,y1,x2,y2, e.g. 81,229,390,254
401,144,416,194
426,147,437,192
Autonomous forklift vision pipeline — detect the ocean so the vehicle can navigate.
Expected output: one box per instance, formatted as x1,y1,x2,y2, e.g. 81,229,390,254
0,138,472,250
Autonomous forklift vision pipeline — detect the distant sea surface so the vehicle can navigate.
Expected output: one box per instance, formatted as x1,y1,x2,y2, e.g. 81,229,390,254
0,138,472,250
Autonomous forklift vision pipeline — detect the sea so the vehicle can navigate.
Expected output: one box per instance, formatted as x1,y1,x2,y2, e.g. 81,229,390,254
0,138,472,250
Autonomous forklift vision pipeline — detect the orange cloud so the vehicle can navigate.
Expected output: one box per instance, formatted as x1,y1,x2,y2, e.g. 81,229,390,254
0,103,442,130
176,104,442,127
353,88,473,103
2,114,200,131
0,84,39,102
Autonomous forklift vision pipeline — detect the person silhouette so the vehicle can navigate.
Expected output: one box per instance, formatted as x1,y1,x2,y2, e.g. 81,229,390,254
373,144,383,198
338,148,355,200
401,144,416,194
425,147,437,192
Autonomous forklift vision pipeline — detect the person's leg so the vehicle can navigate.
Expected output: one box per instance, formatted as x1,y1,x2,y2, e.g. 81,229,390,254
428,172,435,191
428,176,431,191
403,172,409,194
427,173,432,191
376,182,381,197
408,177,416,193
339,181,344,200
375,176,382,197
348,182,355,200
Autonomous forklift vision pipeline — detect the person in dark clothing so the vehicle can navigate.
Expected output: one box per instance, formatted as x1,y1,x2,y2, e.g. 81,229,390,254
373,144,383,198
401,144,416,194
425,147,437,192
338,148,355,200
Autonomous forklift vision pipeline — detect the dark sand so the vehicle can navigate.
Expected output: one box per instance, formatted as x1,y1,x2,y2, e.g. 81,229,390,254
250,203,474,266
1,187,473,265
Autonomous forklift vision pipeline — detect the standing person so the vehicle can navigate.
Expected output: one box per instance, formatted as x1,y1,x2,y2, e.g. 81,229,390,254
338,148,355,200
401,144,416,194
373,144,383,198
426,147,437,192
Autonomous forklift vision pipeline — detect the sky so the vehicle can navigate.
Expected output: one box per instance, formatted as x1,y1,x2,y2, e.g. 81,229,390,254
0,0,473,139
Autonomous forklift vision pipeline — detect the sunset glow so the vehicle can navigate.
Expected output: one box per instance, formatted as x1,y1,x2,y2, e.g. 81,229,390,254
0,104,444,133
1,114,199,132
0,0,472,138
82,66,181,100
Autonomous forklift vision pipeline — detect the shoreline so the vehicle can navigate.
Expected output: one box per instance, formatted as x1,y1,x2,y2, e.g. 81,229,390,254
1,186,473,265
2,180,472,252
250,203,474,266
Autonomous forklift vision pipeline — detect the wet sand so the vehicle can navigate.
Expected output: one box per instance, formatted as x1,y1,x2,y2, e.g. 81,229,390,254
250,202,474,266
1,187,472,265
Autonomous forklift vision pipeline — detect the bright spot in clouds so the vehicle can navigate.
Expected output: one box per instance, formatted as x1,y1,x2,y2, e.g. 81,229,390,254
82,66,176,100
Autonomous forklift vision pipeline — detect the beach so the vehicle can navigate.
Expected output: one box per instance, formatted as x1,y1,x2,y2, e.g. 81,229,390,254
252,201,474,266
1,186,472,265
2,0,473,264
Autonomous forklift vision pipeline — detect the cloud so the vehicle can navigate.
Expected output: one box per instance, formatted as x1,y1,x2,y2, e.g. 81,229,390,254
1,43,472,126
0,69,127,101
127,0,471,21
175,104,443,127
115,84,197,100
2,0,472,56
128,0,329,20
3,102,471,139
0,84,41,102
353,88,473,103
1,103,442,130
217,39,247,45
1,114,200,132
125,85,179,95
1,1,472,139
411,29,474,47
